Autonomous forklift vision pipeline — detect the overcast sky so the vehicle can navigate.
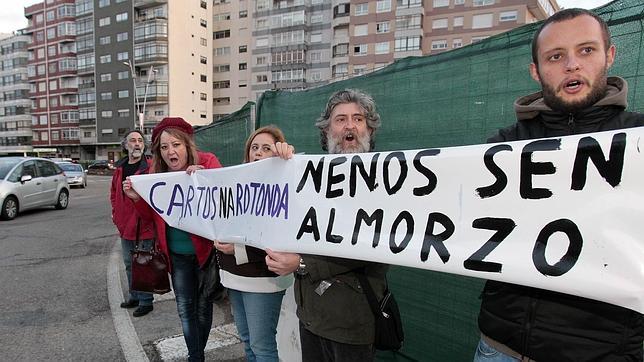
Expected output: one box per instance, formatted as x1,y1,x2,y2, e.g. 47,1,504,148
0,0,615,34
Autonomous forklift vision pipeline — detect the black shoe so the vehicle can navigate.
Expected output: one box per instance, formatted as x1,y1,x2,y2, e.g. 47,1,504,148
133,305,153,317
120,300,139,309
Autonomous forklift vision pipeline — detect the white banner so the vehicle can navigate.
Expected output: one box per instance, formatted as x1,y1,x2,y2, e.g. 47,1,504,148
131,128,644,313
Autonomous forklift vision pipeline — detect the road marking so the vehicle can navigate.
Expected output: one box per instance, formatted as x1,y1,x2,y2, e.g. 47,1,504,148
154,323,240,361
107,238,149,362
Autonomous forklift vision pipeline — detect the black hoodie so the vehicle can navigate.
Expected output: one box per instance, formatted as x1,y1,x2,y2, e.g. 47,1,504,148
479,76,644,361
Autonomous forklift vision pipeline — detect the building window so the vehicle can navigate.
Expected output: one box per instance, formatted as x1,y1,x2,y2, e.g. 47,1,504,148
239,45,247,53
256,75,268,83
472,36,489,43
200,19,207,27
99,54,111,63
100,73,112,82
354,44,367,55
200,0,207,9
214,30,230,39
118,90,129,98
433,18,448,29
453,38,463,48
99,36,111,45
376,22,389,33
200,74,207,82
431,40,448,50
353,65,366,76
214,12,231,21
376,0,391,13
117,70,129,79
239,63,247,70
333,4,350,18
354,24,368,36
500,10,518,22
117,51,128,61
214,64,230,72
215,47,230,56
454,0,464,4
213,80,230,88
199,92,207,100
99,17,110,27
473,0,494,6
454,16,464,27
101,92,112,100
398,0,422,8
214,97,230,105
395,36,421,51
118,109,130,117
396,14,422,30
117,32,128,42
472,13,494,29
239,10,248,18
311,14,323,23
256,37,268,47
311,32,322,43
101,111,112,118
375,42,389,54
200,56,207,64
433,0,449,7
98,0,110,7
256,56,266,65
116,12,128,22
355,3,368,16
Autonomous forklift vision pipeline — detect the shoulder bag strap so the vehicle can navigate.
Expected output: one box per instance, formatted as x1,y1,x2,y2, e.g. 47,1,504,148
356,271,382,317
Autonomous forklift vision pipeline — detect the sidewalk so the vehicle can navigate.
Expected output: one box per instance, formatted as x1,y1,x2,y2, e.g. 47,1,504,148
109,238,245,361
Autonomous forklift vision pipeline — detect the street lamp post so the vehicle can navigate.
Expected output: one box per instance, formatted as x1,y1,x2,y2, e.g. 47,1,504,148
122,61,156,132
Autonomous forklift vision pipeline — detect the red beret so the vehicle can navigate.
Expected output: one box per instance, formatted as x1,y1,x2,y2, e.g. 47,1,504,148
152,117,193,143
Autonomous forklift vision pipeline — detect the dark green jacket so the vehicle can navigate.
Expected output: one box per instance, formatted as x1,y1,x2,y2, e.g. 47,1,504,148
295,254,388,345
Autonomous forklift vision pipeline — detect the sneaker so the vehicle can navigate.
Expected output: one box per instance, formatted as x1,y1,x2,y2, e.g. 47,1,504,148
120,300,139,308
133,305,153,317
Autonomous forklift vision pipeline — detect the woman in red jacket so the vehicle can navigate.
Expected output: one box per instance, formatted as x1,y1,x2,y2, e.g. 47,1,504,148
123,117,222,362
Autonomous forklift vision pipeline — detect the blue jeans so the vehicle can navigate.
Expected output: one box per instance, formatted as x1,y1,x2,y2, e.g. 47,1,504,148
473,339,520,362
121,238,154,306
171,253,214,362
228,289,285,362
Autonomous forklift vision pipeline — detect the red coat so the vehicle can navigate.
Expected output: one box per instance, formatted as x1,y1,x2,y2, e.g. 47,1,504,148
134,151,222,271
110,156,155,240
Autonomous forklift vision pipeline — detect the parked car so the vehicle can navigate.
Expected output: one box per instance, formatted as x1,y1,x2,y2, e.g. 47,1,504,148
87,160,115,175
56,162,88,188
0,157,70,220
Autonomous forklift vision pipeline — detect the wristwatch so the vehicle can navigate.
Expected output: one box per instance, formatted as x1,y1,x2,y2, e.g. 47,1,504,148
296,257,308,276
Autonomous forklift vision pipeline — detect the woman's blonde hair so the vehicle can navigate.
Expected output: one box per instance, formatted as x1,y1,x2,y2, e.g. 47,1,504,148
243,125,286,163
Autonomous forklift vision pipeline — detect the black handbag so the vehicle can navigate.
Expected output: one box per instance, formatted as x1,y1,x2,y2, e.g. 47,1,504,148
198,248,226,302
130,220,171,294
357,272,405,351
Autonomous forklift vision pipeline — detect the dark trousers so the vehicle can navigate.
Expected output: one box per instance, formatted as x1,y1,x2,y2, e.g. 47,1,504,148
299,322,374,362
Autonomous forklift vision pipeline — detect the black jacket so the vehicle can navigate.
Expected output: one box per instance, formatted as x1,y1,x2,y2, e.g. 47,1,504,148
478,77,644,361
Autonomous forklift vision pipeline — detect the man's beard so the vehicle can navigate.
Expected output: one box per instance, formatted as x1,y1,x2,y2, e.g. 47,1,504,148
327,131,370,154
128,148,143,158
541,68,608,114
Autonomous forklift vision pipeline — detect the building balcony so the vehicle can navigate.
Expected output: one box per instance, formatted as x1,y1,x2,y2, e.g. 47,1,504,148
332,14,350,28
134,0,167,10
79,135,97,144
0,128,32,138
79,119,96,127
0,145,33,154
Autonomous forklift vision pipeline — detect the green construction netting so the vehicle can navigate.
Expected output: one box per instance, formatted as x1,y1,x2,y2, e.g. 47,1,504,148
195,101,255,167
196,1,644,360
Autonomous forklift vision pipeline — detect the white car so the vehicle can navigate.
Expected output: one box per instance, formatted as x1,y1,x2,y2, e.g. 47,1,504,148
0,157,70,220
56,162,88,188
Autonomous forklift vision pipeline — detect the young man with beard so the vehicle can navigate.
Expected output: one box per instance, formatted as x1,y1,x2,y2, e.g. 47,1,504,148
265,89,389,361
473,9,644,362
110,130,156,317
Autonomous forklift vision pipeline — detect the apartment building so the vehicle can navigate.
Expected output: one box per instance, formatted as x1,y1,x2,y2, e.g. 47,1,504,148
210,0,558,120
25,0,80,159
0,32,31,156
211,0,333,119
22,0,212,161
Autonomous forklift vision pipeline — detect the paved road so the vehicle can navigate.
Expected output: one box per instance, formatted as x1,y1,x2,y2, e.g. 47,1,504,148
0,175,244,361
